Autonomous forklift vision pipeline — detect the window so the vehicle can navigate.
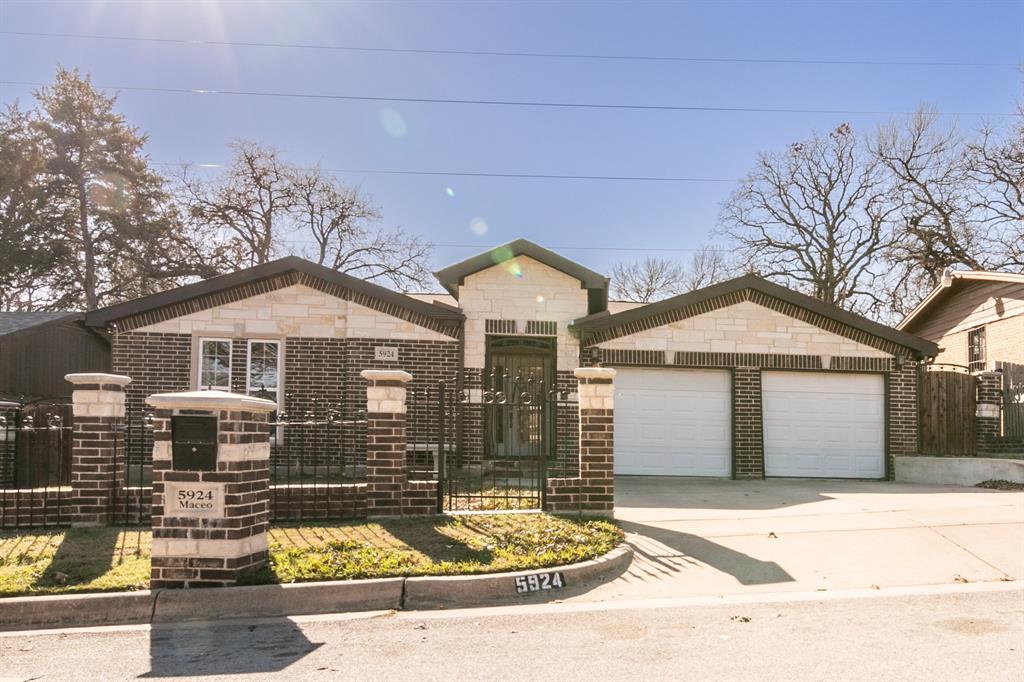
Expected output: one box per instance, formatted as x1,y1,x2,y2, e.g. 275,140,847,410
247,340,281,401
968,327,986,372
198,338,232,390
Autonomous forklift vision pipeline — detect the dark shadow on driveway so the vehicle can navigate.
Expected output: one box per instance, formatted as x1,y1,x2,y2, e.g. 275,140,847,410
618,520,794,586
144,618,323,678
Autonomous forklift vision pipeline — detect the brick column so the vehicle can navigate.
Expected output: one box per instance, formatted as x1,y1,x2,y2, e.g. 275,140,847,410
147,390,276,588
545,368,616,517
732,368,764,479
362,370,411,518
976,371,1003,455
65,373,131,527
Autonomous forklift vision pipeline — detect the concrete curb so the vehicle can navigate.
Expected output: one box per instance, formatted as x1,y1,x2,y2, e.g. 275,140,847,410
0,545,632,631
152,577,405,623
404,544,634,610
0,590,155,630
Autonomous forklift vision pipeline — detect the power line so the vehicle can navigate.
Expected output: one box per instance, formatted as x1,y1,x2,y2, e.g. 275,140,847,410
276,239,723,253
152,161,737,183
1,79,1010,118
1,29,1018,69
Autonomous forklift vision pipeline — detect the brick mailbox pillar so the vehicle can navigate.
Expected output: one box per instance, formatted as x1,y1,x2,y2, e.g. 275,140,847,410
65,373,132,527
976,371,1003,455
362,370,411,518
146,390,276,588
546,367,616,517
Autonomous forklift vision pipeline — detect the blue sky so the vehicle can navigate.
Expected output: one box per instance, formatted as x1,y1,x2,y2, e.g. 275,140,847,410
1,0,1021,288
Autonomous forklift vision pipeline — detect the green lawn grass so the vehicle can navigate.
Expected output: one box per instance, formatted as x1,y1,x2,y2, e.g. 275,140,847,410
0,515,622,597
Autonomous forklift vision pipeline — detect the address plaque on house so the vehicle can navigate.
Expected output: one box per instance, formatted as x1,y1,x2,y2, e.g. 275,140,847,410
164,481,225,518
374,346,399,362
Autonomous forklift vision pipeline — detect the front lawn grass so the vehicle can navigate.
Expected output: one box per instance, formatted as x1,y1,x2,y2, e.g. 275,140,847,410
0,515,622,597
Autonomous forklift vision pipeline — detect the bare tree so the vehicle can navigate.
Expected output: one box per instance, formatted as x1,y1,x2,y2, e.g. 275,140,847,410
610,257,688,303
178,141,434,290
179,140,293,267
968,108,1024,268
683,246,732,290
872,109,991,309
719,123,896,316
611,247,733,302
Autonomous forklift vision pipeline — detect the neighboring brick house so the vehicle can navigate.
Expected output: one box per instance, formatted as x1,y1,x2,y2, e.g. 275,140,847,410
83,239,937,482
898,270,1024,441
898,271,1024,371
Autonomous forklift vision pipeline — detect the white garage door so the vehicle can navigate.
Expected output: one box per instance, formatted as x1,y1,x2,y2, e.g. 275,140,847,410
762,372,885,479
614,368,732,476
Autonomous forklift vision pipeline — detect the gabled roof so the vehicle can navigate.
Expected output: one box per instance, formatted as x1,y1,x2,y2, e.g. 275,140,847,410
84,256,464,330
571,273,938,357
0,312,81,337
898,270,1024,331
434,239,609,300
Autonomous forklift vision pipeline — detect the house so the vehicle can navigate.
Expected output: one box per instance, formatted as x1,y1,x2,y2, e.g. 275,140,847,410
0,312,111,399
898,271,1024,372
82,239,937,481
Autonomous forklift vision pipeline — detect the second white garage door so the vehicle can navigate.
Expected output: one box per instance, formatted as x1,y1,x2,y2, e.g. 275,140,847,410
614,368,732,476
762,371,885,479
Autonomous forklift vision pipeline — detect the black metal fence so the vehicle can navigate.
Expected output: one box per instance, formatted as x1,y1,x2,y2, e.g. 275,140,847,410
269,394,367,520
407,372,578,513
118,408,155,525
0,398,72,529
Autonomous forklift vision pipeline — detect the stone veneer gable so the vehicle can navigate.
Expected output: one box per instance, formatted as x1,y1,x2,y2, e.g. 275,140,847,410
588,289,913,357
458,255,590,370
596,300,891,359
113,272,460,339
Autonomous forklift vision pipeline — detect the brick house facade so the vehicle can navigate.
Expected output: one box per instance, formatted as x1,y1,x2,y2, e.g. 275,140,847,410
84,240,937,485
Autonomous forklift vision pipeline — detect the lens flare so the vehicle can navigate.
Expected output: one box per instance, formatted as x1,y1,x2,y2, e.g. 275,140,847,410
379,107,407,137
536,295,545,303
470,217,488,235
445,187,455,197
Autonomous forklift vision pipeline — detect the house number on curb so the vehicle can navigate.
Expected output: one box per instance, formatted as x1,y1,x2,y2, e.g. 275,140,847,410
374,346,399,362
164,482,225,518
514,571,566,594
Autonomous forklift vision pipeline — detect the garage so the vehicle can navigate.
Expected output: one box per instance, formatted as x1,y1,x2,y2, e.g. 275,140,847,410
614,368,732,476
762,371,885,479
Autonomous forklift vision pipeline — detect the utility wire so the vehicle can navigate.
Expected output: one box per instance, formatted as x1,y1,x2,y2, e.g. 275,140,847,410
1,29,1018,68
151,161,737,183
0,80,1009,117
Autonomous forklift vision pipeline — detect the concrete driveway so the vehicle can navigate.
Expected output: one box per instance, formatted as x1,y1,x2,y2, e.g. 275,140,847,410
571,477,1024,602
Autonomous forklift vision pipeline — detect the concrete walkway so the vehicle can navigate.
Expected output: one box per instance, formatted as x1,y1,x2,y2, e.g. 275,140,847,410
570,477,1024,602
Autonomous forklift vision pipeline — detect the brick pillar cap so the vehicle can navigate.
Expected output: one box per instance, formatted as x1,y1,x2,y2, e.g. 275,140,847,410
574,367,617,381
360,370,413,383
146,389,277,412
65,372,132,386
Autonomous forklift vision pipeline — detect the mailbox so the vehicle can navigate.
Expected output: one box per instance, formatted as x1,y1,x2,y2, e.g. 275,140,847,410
171,415,218,471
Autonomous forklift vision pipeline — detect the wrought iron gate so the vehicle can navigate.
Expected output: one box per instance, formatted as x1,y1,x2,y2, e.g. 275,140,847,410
407,371,577,513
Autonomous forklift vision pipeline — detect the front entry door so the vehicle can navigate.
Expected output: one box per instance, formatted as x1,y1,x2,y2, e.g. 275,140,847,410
486,337,555,459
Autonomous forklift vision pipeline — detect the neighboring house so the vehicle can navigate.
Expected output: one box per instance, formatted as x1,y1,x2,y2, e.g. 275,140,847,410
898,271,1024,371
0,312,111,399
82,239,936,481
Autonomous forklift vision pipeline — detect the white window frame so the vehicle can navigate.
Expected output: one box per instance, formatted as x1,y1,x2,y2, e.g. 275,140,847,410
245,339,283,408
197,337,233,391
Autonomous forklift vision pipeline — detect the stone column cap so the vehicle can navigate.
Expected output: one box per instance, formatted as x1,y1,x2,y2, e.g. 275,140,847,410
146,389,277,412
574,367,617,381
65,372,132,386
360,370,413,383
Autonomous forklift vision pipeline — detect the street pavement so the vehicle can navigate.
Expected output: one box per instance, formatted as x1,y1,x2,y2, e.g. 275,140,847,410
1,583,1021,680
574,477,1024,602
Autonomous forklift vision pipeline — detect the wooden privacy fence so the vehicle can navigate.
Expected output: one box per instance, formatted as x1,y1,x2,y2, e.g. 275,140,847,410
918,366,976,456
995,361,1024,438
